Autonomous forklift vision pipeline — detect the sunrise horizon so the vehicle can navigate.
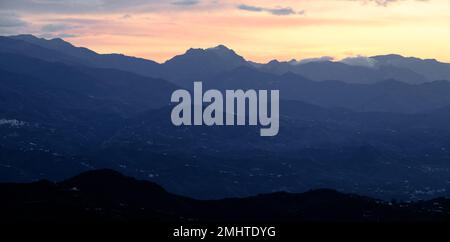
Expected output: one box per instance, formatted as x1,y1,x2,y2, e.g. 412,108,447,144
5,33,450,65
1,0,449,63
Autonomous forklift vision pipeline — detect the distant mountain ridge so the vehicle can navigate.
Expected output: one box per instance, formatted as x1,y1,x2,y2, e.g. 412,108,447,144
372,54,450,81
5,38,450,114
258,59,428,84
5,35,162,78
5,34,450,86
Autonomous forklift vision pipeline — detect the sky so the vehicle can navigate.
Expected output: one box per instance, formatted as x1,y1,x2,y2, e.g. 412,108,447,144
0,0,449,63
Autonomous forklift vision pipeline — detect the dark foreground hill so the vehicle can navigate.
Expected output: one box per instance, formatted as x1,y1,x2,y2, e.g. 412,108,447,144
1,169,449,223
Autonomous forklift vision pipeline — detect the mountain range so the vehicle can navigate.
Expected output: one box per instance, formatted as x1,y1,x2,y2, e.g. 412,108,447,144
2,34,450,201
5,34,450,86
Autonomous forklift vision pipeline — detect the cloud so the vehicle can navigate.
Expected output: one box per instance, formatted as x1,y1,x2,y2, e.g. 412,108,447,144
267,7,296,16
237,4,305,16
0,12,27,27
298,56,335,64
349,0,429,7
39,22,79,39
363,0,399,6
41,23,78,32
340,55,378,68
0,0,202,14
237,4,263,12
0,12,29,35
42,18,103,25
39,33,78,39
171,0,200,6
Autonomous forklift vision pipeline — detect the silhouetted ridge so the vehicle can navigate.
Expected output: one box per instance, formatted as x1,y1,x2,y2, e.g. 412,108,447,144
61,169,168,195
1,169,450,223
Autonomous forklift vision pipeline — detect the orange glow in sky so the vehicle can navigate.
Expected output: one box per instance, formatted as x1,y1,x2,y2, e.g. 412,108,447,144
1,0,449,63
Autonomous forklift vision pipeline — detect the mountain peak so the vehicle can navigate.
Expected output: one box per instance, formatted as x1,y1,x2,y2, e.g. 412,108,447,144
10,34,38,40
184,45,235,54
206,44,243,59
208,44,231,51
50,37,69,44
267,59,280,65
9,34,47,45
61,169,167,194
166,44,247,67
288,59,298,65
184,47,203,54
10,34,75,49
